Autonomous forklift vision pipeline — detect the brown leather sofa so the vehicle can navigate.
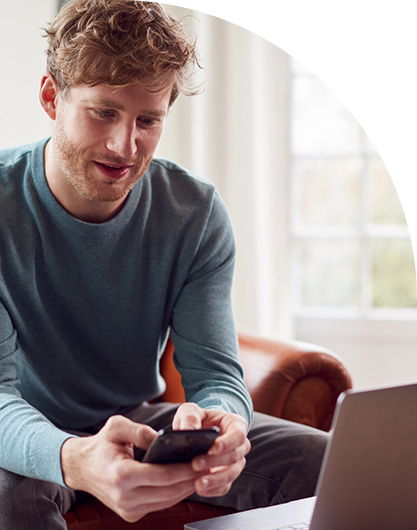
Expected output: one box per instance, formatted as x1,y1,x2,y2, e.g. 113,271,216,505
64,332,352,529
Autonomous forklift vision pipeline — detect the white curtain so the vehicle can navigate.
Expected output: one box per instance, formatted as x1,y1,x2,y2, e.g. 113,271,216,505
157,7,294,339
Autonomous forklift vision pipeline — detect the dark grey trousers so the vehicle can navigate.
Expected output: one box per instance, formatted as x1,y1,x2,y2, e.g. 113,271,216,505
0,403,328,529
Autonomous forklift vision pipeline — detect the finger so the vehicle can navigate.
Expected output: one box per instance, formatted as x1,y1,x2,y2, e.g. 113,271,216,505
196,480,232,499
101,415,158,451
123,460,202,488
195,458,247,498
192,436,251,471
172,402,203,430
207,419,248,456
130,477,198,506
116,479,198,523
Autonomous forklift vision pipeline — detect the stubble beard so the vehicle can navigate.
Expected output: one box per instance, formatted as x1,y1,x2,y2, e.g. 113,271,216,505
53,124,152,204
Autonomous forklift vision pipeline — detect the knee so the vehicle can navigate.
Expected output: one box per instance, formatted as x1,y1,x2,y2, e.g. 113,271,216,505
0,468,68,527
277,423,328,502
294,424,328,465
0,469,33,513
247,414,329,505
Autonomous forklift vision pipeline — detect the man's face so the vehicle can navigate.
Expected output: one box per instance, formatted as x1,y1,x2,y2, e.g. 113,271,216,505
45,80,172,221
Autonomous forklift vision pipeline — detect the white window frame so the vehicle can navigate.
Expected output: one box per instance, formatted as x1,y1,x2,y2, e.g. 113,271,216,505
289,61,417,390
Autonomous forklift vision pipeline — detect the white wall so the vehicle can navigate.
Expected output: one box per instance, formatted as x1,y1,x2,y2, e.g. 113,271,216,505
0,0,55,148
158,6,294,339
296,316,417,390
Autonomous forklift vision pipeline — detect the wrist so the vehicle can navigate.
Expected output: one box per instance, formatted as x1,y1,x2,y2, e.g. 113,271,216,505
60,436,86,489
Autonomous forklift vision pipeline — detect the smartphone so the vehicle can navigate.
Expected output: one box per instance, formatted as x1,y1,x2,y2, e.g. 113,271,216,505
142,427,220,464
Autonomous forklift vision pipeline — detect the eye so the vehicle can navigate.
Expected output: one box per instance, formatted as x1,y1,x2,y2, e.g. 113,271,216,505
137,116,158,127
94,109,116,119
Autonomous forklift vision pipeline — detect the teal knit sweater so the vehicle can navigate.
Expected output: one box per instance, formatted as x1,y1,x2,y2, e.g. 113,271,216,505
0,138,252,486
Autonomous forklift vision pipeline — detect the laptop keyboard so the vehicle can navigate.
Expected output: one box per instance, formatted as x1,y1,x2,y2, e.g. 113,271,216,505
276,523,310,529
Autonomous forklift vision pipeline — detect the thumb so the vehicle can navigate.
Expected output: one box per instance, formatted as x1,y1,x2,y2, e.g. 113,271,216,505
102,415,158,450
172,403,203,430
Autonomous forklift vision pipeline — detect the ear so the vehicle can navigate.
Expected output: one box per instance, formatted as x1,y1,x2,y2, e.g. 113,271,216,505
39,73,60,120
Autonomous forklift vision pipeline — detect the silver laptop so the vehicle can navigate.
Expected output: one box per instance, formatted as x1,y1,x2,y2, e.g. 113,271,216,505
185,382,417,530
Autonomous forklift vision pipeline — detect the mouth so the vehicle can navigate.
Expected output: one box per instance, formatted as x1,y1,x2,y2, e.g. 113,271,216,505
93,161,133,180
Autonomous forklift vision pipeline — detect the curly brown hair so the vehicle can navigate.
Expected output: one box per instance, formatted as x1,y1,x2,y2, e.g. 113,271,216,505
44,0,200,105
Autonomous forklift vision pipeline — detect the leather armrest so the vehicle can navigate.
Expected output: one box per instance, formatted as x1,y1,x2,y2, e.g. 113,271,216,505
238,333,353,431
159,333,352,431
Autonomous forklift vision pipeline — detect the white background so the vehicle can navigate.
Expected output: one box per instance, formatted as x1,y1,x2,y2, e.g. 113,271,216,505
163,0,417,280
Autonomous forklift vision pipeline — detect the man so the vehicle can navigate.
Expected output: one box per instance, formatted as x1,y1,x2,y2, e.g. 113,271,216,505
0,1,327,528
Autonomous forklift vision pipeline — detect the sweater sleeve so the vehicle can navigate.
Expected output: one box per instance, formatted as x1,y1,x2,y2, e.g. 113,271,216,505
0,299,75,486
169,192,253,426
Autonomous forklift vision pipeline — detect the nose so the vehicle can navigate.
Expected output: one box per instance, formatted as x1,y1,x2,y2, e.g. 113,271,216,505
105,120,138,160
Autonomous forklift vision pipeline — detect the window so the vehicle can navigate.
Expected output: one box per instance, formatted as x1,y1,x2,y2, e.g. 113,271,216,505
290,59,417,317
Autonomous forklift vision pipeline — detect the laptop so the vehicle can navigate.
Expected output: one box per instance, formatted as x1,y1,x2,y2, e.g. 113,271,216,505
185,382,417,530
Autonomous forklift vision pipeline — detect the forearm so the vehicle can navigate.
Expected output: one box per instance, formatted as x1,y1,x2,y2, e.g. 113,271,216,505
0,304,73,485
0,392,74,485
170,327,253,426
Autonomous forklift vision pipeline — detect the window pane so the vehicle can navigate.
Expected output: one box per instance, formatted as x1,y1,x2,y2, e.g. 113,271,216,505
291,59,417,314
371,240,417,308
298,239,360,307
293,158,361,227
368,158,407,226
291,76,363,156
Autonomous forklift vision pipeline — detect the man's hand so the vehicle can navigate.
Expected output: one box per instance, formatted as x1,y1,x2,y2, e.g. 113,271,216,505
172,403,251,498
61,415,203,522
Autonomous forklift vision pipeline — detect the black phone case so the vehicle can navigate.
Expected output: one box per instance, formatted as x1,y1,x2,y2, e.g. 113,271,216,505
142,427,220,464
